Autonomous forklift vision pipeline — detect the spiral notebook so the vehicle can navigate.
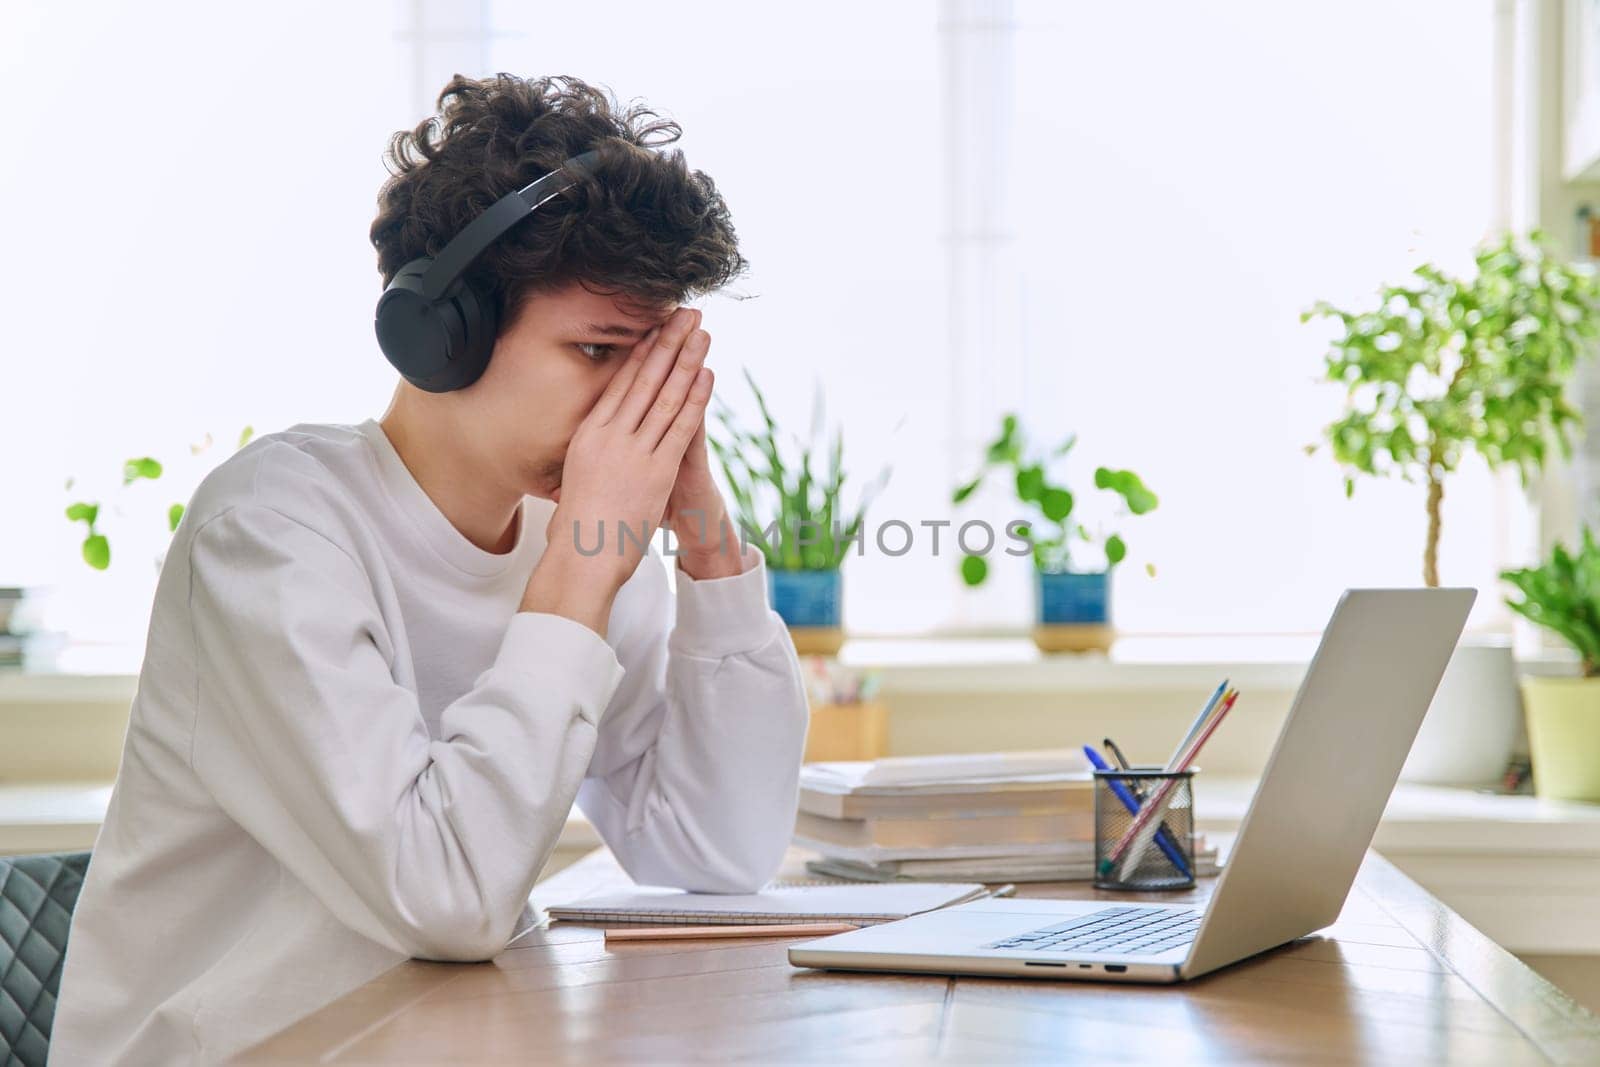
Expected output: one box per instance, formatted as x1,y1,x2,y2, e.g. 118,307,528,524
545,881,990,926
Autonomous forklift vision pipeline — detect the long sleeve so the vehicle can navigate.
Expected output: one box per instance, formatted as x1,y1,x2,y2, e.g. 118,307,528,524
186,504,624,961
575,546,809,893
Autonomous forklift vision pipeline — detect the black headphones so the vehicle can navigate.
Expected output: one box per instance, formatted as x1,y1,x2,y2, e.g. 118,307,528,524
374,149,601,393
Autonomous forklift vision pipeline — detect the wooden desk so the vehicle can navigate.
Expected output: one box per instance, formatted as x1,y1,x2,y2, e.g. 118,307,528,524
237,847,1600,1064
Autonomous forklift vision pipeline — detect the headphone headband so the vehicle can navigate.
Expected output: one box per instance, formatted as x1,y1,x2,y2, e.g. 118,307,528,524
417,148,600,301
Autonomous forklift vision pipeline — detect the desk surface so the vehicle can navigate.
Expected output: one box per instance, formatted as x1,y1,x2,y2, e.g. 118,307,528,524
237,847,1600,1065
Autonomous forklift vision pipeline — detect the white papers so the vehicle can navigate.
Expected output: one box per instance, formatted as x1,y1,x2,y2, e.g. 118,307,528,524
802,749,1090,792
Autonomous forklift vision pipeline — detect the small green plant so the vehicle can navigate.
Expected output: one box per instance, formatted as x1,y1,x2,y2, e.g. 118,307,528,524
1305,230,1600,587
951,414,1158,586
1502,528,1600,677
708,370,890,571
64,426,254,570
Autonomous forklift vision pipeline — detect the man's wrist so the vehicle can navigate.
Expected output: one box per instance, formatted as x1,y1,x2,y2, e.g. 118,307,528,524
521,542,620,637
677,546,747,580
675,511,746,580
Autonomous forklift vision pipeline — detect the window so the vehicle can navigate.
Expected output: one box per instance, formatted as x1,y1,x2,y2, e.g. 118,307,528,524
0,0,1513,652
1000,0,1508,636
1,1,415,644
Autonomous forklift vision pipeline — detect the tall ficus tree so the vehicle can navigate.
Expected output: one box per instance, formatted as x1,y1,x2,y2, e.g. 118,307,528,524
1304,231,1600,587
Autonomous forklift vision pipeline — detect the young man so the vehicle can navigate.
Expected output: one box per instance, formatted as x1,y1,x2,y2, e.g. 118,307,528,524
51,74,808,1064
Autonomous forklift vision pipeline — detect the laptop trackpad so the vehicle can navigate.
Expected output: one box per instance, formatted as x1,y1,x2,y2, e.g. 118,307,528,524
806,899,1112,954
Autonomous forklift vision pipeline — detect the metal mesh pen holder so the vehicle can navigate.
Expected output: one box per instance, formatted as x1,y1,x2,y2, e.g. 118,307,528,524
1092,768,1197,891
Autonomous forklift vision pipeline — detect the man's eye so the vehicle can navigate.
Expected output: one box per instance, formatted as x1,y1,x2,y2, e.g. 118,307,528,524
576,342,617,362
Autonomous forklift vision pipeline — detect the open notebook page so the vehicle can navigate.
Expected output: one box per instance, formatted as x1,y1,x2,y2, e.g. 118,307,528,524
545,881,989,925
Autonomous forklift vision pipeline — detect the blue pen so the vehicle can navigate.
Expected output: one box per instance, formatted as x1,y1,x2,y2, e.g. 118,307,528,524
1082,744,1193,879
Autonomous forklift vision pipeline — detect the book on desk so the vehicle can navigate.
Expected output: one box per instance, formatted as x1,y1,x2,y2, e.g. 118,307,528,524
794,749,1221,882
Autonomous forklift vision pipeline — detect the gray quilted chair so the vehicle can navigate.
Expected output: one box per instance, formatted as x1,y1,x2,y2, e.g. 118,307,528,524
0,852,91,1067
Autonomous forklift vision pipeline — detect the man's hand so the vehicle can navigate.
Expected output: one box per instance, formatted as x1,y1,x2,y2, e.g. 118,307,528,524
663,312,743,580
522,307,714,635
664,418,744,580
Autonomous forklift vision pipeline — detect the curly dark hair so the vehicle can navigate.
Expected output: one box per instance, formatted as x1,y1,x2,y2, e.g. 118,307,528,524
369,73,748,328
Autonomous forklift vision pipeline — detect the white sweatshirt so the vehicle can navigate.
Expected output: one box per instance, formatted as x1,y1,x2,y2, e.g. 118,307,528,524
49,419,809,1066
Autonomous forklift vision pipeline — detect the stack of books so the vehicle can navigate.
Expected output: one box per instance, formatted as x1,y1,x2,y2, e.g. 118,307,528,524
795,750,1221,882
0,587,65,669
0,587,31,668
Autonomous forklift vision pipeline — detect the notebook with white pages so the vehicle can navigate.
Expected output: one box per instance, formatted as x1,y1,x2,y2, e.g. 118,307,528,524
802,749,1090,792
544,881,991,926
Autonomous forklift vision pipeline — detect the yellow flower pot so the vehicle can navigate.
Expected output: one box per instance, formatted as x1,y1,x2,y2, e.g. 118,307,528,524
804,700,890,763
787,626,845,656
1521,676,1600,802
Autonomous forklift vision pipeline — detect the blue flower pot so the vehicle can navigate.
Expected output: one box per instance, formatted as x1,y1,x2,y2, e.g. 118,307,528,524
1033,570,1113,653
768,569,843,655
1035,570,1111,625
768,569,842,629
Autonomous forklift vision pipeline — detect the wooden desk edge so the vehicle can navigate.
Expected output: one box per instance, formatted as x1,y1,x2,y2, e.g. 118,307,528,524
1354,850,1600,1060
234,846,1600,1063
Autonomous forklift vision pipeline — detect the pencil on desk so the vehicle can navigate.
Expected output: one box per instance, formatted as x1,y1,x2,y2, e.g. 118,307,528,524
603,921,860,943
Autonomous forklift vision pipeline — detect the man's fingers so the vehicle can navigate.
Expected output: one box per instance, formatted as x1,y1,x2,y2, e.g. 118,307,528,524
686,407,707,453
640,329,710,449
658,366,714,456
616,308,701,431
588,326,660,425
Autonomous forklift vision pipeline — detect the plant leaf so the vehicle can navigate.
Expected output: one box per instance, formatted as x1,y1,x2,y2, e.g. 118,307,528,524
952,476,983,505
123,457,163,485
1041,488,1074,522
82,534,110,570
1094,467,1159,514
987,413,1022,463
1015,465,1045,504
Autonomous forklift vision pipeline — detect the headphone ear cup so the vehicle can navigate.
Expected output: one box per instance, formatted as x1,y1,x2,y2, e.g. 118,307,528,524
438,280,497,392
375,258,455,389
374,261,498,393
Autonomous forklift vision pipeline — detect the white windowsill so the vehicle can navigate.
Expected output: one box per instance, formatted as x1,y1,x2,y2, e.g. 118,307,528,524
0,633,1585,704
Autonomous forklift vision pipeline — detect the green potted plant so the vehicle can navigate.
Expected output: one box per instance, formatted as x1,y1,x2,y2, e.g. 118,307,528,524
1502,529,1600,801
64,426,255,571
952,414,1157,653
1304,230,1600,784
709,371,888,656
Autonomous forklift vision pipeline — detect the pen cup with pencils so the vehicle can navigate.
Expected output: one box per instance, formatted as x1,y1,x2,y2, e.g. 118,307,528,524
1092,768,1197,891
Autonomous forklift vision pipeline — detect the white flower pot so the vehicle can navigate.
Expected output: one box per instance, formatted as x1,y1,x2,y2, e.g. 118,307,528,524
1398,638,1521,786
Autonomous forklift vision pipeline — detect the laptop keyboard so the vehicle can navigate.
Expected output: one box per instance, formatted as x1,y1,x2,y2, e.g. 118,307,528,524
986,906,1201,956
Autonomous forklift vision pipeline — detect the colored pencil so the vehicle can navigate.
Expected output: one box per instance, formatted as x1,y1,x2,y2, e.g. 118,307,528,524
1102,689,1239,879
603,922,860,943
1167,679,1229,768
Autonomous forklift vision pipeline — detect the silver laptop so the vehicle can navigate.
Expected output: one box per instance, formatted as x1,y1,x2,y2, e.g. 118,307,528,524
789,587,1475,984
